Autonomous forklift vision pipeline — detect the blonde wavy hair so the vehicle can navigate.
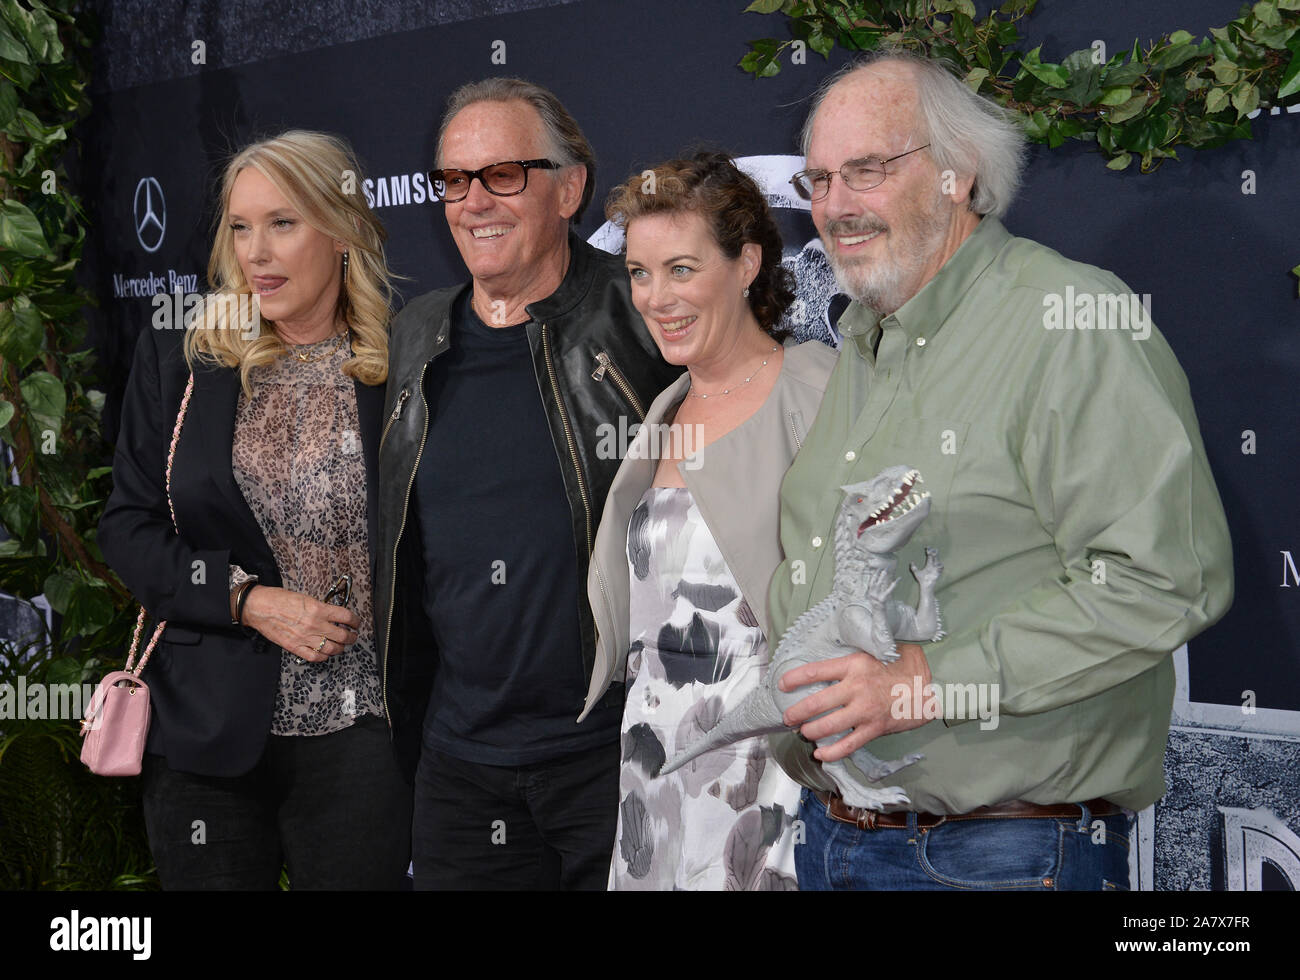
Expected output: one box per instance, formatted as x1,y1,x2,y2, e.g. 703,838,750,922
185,130,392,393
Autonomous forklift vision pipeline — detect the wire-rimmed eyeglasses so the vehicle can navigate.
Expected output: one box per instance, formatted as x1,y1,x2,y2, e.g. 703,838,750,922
428,159,559,203
789,145,931,202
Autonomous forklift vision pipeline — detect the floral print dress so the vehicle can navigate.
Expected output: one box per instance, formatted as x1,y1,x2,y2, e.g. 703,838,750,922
610,486,801,890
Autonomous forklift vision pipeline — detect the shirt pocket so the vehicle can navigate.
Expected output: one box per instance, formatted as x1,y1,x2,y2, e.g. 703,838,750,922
889,418,969,545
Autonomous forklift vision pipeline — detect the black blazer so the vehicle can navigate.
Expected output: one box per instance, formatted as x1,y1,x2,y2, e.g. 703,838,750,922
97,327,385,777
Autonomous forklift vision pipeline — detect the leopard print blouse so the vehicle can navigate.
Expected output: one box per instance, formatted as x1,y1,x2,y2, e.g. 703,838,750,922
231,335,383,736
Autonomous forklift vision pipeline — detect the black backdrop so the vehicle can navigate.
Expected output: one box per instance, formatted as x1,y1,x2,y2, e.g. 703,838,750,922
77,0,1300,887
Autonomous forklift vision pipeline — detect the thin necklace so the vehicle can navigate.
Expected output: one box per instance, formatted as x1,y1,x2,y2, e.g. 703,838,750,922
285,330,349,363
688,345,779,399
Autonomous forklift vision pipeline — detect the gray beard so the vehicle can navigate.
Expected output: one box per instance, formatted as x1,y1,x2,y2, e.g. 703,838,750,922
825,198,950,316
829,249,912,316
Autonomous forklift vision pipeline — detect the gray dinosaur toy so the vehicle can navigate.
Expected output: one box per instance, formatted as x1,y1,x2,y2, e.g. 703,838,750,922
657,465,945,810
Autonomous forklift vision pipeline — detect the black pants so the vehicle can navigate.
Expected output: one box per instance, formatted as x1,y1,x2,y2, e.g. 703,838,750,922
412,741,618,890
142,715,412,890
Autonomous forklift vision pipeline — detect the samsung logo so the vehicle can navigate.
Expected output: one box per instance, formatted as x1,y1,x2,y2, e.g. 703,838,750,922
363,172,433,209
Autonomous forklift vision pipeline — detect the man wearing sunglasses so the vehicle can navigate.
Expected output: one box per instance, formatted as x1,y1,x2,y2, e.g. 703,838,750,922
767,50,1233,890
374,77,679,890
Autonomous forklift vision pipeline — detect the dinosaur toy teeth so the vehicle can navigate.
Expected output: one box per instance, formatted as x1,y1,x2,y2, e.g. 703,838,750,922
858,475,929,536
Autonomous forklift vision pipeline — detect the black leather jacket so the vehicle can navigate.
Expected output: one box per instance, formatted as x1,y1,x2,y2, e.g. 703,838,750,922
374,233,682,773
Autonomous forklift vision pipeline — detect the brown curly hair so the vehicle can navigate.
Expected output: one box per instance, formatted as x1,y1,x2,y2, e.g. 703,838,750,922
605,150,794,341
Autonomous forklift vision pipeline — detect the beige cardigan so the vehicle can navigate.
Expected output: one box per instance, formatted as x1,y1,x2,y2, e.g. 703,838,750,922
579,340,838,722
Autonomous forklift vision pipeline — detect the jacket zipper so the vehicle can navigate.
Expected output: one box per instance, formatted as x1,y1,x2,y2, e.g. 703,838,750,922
380,371,427,730
542,323,592,554
787,410,805,450
379,388,411,455
591,350,647,420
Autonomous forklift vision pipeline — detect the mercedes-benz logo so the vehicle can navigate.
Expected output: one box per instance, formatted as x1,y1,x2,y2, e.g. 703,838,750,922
133,177,166,253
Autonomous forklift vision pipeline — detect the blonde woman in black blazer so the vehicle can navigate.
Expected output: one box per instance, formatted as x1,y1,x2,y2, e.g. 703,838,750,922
99,131,408,890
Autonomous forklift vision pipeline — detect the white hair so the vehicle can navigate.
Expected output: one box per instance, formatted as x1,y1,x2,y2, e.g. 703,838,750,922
800,48,1027,219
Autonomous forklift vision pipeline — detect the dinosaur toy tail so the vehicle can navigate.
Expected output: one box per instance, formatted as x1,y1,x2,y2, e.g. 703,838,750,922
656,684,787,777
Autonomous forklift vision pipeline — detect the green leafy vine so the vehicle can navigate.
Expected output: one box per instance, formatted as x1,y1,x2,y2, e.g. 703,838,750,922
740,0,1300,291
743,0,1299,166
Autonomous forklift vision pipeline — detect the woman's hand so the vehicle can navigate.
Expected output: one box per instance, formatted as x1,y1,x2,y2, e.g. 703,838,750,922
240,586,361,663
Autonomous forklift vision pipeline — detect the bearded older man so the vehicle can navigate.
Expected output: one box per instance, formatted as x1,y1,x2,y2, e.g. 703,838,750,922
375,78,679,889
767,51,1233,891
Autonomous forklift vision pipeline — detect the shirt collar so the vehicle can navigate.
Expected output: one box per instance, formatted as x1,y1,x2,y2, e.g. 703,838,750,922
839,216,1012,355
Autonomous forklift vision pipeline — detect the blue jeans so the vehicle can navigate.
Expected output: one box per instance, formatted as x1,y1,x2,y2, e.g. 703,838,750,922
794,788,1131,890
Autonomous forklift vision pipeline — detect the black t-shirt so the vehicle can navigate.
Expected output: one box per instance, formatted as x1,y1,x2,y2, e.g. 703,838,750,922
414,292,621,765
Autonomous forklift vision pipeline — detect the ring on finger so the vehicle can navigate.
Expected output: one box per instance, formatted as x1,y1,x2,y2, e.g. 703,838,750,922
315,635,327,653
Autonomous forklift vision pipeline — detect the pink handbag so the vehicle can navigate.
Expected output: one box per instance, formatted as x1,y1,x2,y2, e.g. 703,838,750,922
80,373,194,776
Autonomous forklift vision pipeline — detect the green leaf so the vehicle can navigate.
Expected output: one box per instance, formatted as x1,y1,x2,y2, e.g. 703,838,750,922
953,12,974,45
1153,43,1205,71
1293,264,1300,298
63,583,115,638
1108,93,1149,123
1,0,63,62
1117,113,1170,151
1168,30,1195,46
1254,23,1295,49
1020,46,1069,89
1023,109,1051,139
0,57,38,89
1061,49,1095,72
0,484,37,541
1252,1,1281,27
1204,86,1231,113
33,290,83,319
0,294,42,366
0,398,13,430
1231,82,1260,117
1106,152,1133,170
18,370,65,426
0,199,50,257
0,22,27,63
44,657,83,686
1100,86,1132,106
1058,64,1103,105
744,0,784,12
808,29,834,58
1279,39,1300,99
42,571,77,615
964,67,989,91
1104,61,1146,87
1211,59,1240,84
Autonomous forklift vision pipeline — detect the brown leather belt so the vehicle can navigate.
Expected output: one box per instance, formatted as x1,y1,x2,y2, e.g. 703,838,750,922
813,789,1123,830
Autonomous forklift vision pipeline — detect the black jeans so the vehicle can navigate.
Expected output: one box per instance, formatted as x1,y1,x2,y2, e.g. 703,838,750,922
142,714,412,890
412,741,618,890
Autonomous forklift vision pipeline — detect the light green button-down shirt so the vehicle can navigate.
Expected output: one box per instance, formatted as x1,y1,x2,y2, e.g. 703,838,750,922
768,217,1233,813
